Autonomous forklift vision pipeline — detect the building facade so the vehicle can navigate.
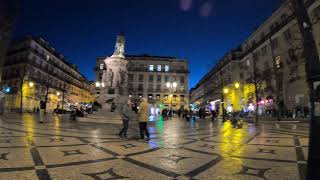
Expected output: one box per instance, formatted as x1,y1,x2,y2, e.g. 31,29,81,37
94,35,189,112
191,0,320,118
2,36,95,112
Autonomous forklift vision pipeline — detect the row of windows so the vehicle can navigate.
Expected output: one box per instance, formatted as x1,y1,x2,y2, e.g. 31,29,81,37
128,74,185,83
129,83,186,91
246,12,290,50
149,65,169,72
31,42,82,80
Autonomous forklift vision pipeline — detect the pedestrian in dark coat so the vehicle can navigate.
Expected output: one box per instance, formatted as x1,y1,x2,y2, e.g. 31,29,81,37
119,100,134,138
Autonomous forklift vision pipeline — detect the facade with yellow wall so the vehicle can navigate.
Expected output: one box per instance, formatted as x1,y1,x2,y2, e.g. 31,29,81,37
191,0,320,116
2,36,94,112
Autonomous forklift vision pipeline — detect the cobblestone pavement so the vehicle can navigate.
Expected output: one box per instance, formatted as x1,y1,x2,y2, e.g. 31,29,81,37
0,113,309,180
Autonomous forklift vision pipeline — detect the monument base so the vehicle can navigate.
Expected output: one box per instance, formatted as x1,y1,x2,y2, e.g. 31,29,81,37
78,94,128,124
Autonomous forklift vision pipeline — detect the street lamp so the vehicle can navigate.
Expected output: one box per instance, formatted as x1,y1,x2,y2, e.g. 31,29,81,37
234,82,240,89
95,82,101,88
95,81,105,88
28,82,34,87
223,88,229,94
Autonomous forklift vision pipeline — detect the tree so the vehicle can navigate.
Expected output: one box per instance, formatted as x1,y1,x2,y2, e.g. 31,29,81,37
249,53,273,124
288,0,320,179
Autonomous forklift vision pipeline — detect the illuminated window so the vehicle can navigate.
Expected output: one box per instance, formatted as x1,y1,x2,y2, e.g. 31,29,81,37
246,59,250,66
100,64,104,70
165,65,169,72
148,94,153,100
46,55,50,61
157,65,162,71
149,65,154,71
164,95,168,100
173,95,177,101
276,56,281,68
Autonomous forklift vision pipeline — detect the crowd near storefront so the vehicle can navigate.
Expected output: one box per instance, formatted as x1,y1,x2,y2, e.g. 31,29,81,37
191,0,320,120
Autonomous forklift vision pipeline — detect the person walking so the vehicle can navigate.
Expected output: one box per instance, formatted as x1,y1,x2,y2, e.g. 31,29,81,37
111,102,116,112
119,100,134,138
138,98,150,141
178,108,182,119
211,110,216,122
39,100,46,123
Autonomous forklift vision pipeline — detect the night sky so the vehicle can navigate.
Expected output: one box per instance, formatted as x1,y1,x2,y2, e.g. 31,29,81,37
13,0,281,88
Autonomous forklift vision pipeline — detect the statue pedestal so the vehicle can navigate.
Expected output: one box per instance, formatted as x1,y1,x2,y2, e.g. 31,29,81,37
78,93,128,124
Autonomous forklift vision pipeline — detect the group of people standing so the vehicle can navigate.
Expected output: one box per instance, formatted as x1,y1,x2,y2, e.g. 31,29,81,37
119,98,150,141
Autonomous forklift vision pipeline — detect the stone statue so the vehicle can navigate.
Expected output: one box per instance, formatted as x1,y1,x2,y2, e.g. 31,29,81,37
112,33,125,58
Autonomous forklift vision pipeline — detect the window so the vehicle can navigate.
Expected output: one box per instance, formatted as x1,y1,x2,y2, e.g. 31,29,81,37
173,95,177,101
283,29,292,41
271,38,279,49
246,59,250,66
180,95,185,102
149,75,154,82
275,56,282,69
313,6,320,19
239,62,244,69
156,94,161,100
156,84,161,91
138,74,143,82
265,61,270,69
165,75,169,82
164,95,168,100
157,75,161,82
239,73,244,79
270,24,275,31
165,65,169,72
281,14,287,22
148,94,153,100
99,64,104,70
180,76,185,84
98,73,103,80
149,65,154,71
261,46,267,56
138,84,143,91
139,64,144,70
148,84,153,90
46,55,50,61
260,32,265,40
128,74,134,81
157,65,162,71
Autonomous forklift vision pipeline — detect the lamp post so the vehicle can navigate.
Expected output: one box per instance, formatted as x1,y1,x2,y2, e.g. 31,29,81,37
289,0,320,178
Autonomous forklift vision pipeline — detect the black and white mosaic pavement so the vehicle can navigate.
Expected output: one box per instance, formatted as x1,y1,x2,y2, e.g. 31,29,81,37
0,113,309,180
